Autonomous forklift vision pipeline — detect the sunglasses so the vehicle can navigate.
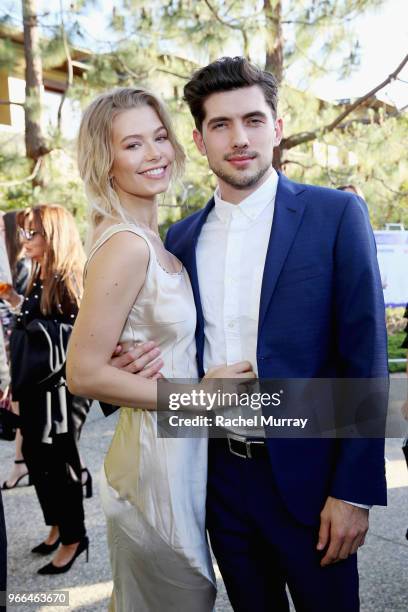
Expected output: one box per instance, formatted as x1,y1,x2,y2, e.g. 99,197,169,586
19,228,43,241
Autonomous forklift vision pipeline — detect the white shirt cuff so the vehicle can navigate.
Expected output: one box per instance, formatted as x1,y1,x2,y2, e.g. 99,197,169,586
341,499,372,510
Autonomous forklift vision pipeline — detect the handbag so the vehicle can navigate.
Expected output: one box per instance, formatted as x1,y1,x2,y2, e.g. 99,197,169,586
0,392,19,441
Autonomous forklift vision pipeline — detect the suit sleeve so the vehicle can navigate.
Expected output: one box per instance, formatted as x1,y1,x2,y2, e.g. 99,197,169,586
164,224,174,251
330,196,388,506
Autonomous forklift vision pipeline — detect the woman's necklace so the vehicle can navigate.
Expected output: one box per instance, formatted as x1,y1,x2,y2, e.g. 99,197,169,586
129,221,160,240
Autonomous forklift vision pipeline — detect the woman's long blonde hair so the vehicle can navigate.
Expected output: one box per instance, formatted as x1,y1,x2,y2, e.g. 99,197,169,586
18,205,86,314
77,87,185,229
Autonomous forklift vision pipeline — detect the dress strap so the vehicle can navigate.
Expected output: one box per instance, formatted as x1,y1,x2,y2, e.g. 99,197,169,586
84,223,153,279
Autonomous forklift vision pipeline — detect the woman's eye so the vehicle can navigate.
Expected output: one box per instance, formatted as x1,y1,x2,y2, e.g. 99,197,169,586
156,134,168,142
126,142,141,149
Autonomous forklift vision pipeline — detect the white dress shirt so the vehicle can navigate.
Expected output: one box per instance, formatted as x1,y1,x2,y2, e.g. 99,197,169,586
196,171,277,437
195,168,369,510
196,170,278,378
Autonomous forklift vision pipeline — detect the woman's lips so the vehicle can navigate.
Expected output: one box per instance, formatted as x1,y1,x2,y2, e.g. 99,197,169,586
139,165,168,179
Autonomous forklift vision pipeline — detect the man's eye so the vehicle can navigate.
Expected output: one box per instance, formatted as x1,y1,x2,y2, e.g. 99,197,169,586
249,118,262,125
213,123,226,130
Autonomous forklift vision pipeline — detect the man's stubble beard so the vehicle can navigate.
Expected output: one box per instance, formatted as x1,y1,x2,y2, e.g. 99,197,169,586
208,158,272,190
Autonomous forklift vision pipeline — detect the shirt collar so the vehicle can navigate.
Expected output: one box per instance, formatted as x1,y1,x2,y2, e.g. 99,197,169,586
214,168,278,225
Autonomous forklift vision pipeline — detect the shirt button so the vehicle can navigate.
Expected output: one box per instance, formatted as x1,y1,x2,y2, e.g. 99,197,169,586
228,322,234,328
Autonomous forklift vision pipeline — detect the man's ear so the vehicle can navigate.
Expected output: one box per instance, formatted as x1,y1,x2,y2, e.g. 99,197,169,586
274,117,283,147
193,128,207,156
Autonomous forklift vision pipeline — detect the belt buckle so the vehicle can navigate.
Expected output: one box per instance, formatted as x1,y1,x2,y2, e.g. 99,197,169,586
227,433,248,459
246,439,264,458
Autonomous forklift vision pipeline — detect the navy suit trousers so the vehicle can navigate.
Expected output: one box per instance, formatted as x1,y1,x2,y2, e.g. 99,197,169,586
206,439,359,612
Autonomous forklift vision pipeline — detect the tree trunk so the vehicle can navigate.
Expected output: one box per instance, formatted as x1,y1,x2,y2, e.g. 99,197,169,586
264,0,284,170
264,0,283,83
273,145,282,171
22,0,48,184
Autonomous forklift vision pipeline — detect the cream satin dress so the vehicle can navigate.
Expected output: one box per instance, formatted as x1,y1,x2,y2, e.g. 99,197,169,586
85,224,216,612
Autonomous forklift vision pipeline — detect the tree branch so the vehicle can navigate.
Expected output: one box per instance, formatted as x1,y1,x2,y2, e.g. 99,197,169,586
0,100,24,107
281,159,322,171
282,53,408,151
371,174,408,199
337,103,408,131
56,0,73,133
202,0,242,30
0,157,42,187
156,68,191,80
202,0,251,53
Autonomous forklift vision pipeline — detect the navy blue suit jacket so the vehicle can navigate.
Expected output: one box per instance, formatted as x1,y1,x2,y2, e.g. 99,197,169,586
165,172,388,525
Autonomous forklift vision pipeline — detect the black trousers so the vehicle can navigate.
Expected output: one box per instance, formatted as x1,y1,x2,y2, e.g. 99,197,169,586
19,393,86,545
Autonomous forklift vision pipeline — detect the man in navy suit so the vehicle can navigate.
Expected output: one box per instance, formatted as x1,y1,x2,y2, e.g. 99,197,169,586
162,57,388,611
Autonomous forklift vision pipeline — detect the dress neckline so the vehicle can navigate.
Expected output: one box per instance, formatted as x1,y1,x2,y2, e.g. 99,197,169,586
90,222,184,277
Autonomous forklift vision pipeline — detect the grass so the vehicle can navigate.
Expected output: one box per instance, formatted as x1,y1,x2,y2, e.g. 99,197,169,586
388,332,407,373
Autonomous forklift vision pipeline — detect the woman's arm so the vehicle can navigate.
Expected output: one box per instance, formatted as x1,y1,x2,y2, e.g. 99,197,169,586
66,231,158,410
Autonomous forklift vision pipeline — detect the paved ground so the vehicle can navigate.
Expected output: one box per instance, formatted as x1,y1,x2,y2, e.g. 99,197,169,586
1,405,407,612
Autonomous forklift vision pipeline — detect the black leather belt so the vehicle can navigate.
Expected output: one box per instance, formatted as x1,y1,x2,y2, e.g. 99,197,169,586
227,434,268,459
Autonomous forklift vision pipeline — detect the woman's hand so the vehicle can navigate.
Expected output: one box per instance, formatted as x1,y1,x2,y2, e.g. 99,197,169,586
204,361,256,379
0,285,20,306
0,386,10,405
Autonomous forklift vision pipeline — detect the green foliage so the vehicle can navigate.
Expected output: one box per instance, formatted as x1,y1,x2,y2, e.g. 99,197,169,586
0,37,18,70
40,35,67,70
0,0,406,235
388,332,406,373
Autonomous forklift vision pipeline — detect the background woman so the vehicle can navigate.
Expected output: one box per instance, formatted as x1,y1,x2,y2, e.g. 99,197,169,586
0,204,89,574
0,210,31,489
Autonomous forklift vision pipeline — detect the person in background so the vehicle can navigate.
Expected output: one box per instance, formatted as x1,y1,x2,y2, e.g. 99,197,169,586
0,322,10,395
0,204,90,574
337,184,365,198
0,210,31,490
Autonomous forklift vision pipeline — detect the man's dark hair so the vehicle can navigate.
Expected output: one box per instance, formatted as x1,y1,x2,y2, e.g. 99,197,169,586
184,56,279,131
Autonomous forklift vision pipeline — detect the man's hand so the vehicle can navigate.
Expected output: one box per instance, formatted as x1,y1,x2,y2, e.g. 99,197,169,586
109,341,163,379
317,496,368,567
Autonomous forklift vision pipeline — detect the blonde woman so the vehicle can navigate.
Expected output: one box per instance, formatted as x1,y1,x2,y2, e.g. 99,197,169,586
1,205,89,574
67,88,254,611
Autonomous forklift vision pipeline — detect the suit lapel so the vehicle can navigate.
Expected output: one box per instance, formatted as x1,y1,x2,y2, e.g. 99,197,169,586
181,198,214,320
177,199,214,374
258,174,307,334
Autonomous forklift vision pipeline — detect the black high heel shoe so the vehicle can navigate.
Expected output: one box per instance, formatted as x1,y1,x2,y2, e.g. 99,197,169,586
81,468,93,499
37,536,89,575
2,460,32,489
31,538,61,555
